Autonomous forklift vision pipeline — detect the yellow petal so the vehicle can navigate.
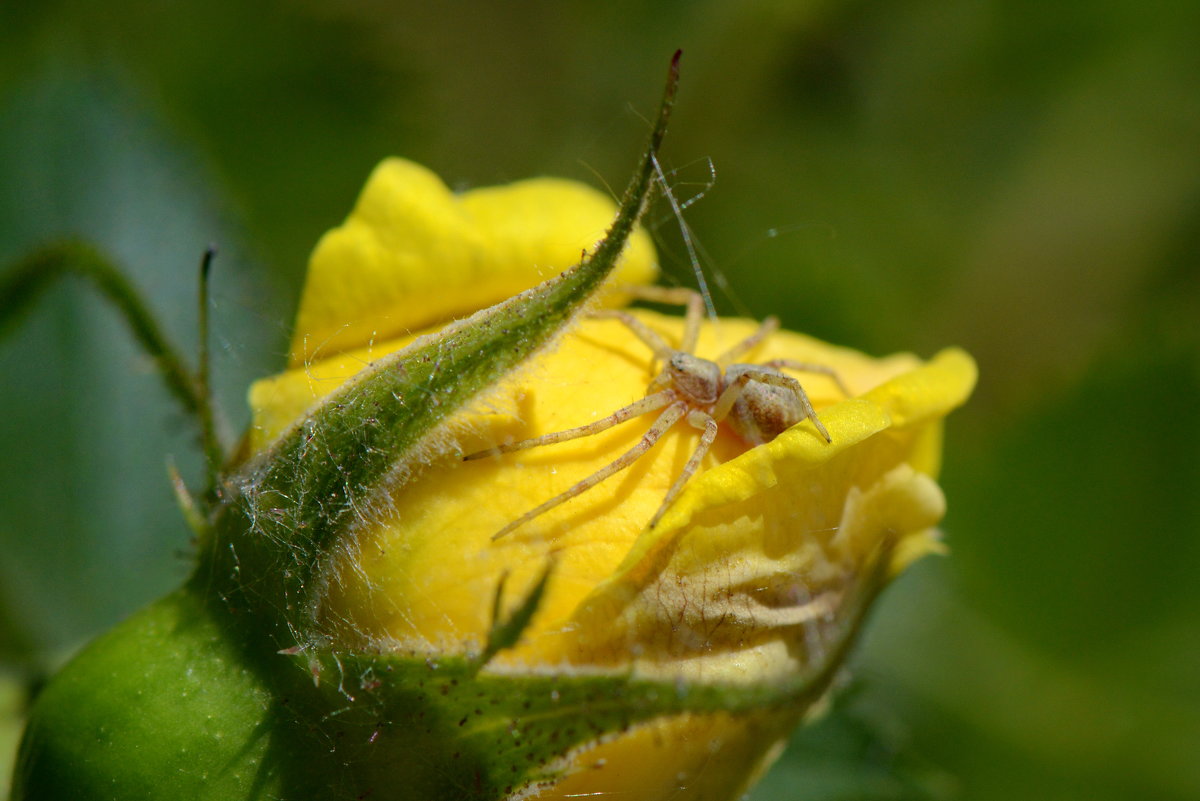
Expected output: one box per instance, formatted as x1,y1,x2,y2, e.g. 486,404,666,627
531,710,798,801
287,158,658,366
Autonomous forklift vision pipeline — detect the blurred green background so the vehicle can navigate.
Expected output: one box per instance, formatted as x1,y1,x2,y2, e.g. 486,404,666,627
2,2,1197,799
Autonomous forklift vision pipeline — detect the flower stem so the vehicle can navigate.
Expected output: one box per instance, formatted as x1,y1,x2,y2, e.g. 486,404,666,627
195,245,222,500
0,240,225,499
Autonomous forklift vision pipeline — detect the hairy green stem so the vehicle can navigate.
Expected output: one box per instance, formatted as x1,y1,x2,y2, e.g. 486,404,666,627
0,240,225,496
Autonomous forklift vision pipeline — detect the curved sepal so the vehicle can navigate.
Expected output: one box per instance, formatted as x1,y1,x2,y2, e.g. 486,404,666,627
276,539,889,800
210,53,681,645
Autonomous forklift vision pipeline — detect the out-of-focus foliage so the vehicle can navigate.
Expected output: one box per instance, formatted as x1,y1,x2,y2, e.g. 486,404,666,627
2,2,1197,799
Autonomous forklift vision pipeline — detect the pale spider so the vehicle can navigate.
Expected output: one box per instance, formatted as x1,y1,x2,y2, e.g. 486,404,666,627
464,286,848,540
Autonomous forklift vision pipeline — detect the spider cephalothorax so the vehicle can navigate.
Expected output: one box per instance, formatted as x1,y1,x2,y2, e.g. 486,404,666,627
464,287,847,539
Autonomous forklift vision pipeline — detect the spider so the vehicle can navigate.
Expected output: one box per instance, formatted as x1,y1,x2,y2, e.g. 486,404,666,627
463,286,848,540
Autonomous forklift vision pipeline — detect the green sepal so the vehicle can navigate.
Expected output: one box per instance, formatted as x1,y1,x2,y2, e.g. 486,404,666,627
474,560,556,672
210,52,681,645
289,650,821,801
274,540,891,800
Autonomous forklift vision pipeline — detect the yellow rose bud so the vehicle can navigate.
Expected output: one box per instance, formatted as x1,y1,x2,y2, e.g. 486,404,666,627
245,157,976,799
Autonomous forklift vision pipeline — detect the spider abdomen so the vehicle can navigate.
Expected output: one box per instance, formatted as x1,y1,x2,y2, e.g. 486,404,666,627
724,365,807,446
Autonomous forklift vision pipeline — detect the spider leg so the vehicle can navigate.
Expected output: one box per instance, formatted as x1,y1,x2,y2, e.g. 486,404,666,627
762,359,850,396
595,285,709,356
618,285,706,353
463,390,676,460
711,371,754,422
648,411,719,529
716,316,780,366
491,401,688,540
589,309,674,360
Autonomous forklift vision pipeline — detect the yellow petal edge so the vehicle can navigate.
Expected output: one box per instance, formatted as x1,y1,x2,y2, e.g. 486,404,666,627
288,158,658,366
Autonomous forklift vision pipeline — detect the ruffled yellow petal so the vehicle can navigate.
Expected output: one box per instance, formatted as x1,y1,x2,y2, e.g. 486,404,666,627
287,158,658,366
